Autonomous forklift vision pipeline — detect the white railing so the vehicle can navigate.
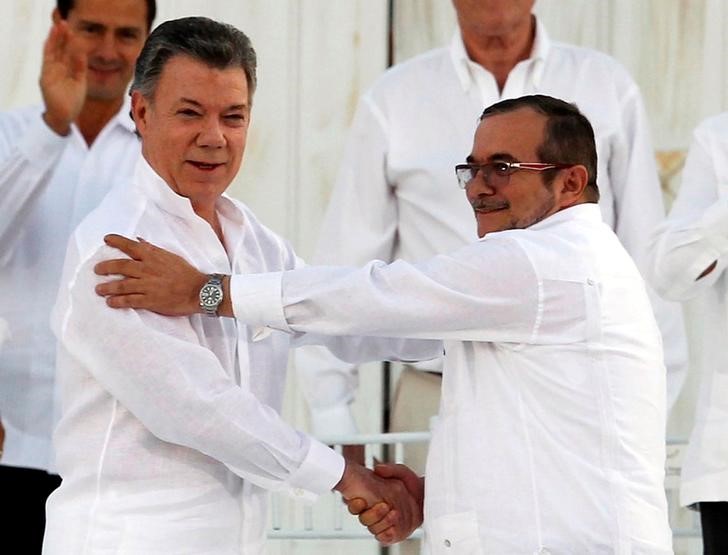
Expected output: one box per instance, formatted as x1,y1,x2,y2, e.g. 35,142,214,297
269,433,701,549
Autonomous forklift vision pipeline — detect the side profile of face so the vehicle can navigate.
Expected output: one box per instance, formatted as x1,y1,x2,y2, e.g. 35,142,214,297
56,0,148,102
132,55,251,215
465,107,561,238
452,0,535,38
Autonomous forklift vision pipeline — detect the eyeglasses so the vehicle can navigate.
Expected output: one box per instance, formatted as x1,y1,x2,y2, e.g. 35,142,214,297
455,161,572,189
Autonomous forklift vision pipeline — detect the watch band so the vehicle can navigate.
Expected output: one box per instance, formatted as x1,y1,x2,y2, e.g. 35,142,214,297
199,273,224,316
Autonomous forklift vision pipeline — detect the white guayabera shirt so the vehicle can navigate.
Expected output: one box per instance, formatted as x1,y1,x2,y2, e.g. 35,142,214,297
648,113,728,509
232,204,673,554
0,101,140,472
296,17,688,437
45,158,440,555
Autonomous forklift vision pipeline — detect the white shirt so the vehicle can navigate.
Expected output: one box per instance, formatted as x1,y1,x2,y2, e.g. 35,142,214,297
0,102,140,471
648,113,728,508
296,18,687,436
232,204,672,553
45,158,437,554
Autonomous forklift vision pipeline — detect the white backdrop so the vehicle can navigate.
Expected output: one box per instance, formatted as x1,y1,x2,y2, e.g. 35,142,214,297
1,2,725,553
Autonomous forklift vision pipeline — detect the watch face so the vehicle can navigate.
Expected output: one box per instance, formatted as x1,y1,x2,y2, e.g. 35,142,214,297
201,285,222,307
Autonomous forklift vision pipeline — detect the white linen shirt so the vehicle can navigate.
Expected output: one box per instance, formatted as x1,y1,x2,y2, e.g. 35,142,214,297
44,158,352,555
296,18,687,436
648,113,728,507
0,102,140,471
233,204,672,553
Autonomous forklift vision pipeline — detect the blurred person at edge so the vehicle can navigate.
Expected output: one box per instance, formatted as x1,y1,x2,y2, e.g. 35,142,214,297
648,112,728,555
0,1,155,552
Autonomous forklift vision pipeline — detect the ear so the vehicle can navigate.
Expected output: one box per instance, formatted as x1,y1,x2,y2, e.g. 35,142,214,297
130,91,149,136
555,164,589,208
52,8,61,24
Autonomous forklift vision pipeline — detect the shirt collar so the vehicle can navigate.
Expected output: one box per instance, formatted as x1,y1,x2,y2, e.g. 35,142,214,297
112,94,137,134
449,16,551,93
133,156,244,225
528,203,602,231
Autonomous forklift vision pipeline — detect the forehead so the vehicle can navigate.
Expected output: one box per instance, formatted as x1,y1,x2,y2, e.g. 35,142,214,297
68,0,148,29
154,55,249,107
471,107,547,160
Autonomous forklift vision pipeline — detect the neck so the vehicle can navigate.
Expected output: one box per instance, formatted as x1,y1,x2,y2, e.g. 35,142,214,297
76,96,125,146
460,15,536,93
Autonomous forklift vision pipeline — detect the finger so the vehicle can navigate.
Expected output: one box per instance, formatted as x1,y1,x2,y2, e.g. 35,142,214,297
105,293,147,310
365,509,398,534
94,259,143,277
375,527,398,546
346,497,368,516
104,234,146,260
96,278,143,297
357,502,390,527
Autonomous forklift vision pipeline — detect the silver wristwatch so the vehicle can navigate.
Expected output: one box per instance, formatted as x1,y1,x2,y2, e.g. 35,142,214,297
199,273,224,316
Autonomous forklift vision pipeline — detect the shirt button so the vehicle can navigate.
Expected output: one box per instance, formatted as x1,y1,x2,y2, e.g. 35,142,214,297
443,539,451,548
586,278,595,286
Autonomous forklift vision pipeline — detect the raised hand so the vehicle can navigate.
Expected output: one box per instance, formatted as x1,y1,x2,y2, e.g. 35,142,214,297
94,234,210,316
41,20,87,136
347,463,424,544
335,460,422,545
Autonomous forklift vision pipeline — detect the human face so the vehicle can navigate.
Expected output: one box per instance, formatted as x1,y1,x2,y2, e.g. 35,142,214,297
452,0,535,38
132,55,251,217
464,107,562,238
57,0,148,102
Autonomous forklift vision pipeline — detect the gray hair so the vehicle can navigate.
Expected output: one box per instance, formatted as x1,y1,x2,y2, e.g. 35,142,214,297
130,16,257,103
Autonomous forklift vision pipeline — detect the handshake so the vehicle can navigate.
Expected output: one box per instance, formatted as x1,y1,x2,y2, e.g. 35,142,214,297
334,460,424,545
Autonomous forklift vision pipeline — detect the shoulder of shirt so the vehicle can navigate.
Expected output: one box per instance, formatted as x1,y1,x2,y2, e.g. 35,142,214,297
365,46,450,96
71,178,146,261
0,104,44,132
546,40,635,82
693,111,728,138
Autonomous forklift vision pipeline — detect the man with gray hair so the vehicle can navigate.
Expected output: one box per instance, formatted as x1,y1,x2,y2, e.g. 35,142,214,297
44,16,425,554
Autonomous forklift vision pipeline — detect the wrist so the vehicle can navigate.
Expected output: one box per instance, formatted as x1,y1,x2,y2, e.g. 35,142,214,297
42,111,71,137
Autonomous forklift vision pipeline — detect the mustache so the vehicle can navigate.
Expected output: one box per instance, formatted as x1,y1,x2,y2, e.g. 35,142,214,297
471,199,509,212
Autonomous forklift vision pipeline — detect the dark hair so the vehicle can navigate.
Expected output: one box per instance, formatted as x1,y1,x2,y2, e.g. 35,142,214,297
480,94,599,201
130,16,257,104
57,0,157,31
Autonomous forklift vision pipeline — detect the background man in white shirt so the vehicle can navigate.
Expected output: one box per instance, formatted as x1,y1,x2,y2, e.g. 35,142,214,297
0,0,154,551
295,0,687,475
648,114,728,555
46,16,424,554
95,94,673,552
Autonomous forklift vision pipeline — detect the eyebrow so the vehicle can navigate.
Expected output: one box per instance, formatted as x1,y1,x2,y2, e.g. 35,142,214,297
465,152,516,164
179,98,248,111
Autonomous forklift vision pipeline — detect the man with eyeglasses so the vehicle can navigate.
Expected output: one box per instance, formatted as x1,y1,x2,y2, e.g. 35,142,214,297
92,94,673,552
292,0,687,495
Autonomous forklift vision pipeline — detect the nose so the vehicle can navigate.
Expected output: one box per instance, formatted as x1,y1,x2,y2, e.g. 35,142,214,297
95,32,119,62
196,116,225,148
465,169,496,200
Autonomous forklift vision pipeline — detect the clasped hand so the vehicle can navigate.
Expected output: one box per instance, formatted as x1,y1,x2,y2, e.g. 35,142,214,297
336,461,424,545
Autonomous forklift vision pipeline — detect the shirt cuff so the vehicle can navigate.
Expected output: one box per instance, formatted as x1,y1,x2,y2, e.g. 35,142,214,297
230,272,289,331
309,403,359,437
17,112,68,164
284,437,345,503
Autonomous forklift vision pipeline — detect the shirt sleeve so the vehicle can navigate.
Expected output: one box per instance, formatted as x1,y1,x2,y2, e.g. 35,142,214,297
231,238,541,344
607,80,688,408
0,110,68,262
649,120,728,301
53,241,345,501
